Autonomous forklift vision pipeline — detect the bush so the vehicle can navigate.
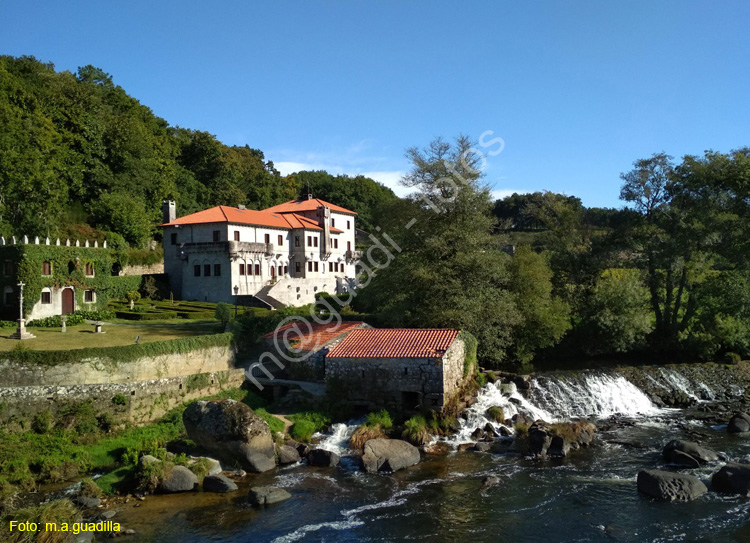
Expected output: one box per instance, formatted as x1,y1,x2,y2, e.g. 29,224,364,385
487,406,504,423
289,411,330,442
725,352,742,364
3,332,233,367
112,393,128,406
365,409,393,430
80,477,103,498
254,408,285,434
115,310,179,320
459,330,478,378
402,415,431,446
289,420,317,442
349,425,387,450
31,411,53,434
215,303,232,326
27,313,85,327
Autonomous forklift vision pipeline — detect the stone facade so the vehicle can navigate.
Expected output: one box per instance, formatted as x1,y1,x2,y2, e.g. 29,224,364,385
325,337,466,413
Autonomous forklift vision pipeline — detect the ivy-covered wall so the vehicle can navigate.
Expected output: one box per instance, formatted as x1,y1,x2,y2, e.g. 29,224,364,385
0,244,119,319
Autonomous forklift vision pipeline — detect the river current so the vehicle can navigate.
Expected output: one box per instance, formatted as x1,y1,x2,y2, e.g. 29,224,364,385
111,373,750,543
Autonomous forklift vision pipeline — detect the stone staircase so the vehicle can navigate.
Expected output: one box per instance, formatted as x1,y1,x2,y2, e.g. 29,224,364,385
254,284,285,309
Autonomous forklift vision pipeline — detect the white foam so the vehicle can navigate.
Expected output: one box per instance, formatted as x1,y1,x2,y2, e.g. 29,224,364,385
271,519,365,543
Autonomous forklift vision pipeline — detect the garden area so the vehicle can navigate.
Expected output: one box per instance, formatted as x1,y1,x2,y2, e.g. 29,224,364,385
0,322,222,352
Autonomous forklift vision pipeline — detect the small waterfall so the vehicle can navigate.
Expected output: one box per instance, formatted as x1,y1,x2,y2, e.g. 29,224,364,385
313,420,362,455
531,374,661,419
448,373,662,446
658,368,702,402
447,381,553,445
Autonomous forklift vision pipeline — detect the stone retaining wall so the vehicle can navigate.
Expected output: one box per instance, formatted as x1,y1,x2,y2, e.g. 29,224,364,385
0,344,236,387
0,368,245,426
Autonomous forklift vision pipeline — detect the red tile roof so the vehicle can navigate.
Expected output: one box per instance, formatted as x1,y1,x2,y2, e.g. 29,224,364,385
326,329,459,359
161,205,343,232
263,321,364,352
263,198,357,216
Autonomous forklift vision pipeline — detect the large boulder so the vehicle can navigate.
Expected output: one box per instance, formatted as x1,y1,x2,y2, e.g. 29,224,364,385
528,421,553,456
307,448,340,467
362,438,420,473
202,474,238,493
637,470,707,501
711,463,750,496
277,445,301,465
159,466,198,493
182,400,275,473
662,440,717,465
728,413,750,434
248,486,291,506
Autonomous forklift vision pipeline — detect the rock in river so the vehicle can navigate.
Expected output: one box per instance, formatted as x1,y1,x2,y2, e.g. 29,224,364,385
202,474,238,493
662,439,717,465
182,400,276,473
637,469,707,501
728,413,750,434
248,486,291,506
711,463,750,496
277,445,301,465
362,438,420,473
159,466,198,493
307,448,340,467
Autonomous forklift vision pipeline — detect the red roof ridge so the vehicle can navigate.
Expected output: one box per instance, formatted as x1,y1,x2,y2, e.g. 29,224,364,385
326,328,460,359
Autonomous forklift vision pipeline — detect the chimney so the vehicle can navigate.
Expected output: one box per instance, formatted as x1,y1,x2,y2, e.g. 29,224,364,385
307,194,313,200
162,200,176,224
237,204,247,210
317,205,331,253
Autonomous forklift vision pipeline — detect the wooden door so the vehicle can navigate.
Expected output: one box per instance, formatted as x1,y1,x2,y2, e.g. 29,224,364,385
62,288,74,314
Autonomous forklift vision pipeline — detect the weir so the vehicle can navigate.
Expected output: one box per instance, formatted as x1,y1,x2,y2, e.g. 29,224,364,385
444,363,750,447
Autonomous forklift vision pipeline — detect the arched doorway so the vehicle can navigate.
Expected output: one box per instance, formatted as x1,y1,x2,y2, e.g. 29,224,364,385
62,288,75,314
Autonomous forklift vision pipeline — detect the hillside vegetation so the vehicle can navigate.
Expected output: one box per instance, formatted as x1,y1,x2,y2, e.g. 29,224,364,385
0,56,397,247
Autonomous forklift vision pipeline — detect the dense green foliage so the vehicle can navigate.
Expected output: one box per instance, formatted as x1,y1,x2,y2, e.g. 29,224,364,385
288,170,399,232
0,245,115,319
0,56,396,248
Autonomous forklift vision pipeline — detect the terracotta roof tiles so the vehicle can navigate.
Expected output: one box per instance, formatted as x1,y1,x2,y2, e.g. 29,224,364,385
263,321,364,352
326,329,459,359
264,198,357,216
162,205,334,231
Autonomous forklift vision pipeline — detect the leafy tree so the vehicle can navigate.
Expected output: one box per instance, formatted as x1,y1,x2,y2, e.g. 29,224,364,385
215,303,232,327
355,135,521,368
90,192,154,247
580,269,653,354
290,170,398,232
506,246,570,366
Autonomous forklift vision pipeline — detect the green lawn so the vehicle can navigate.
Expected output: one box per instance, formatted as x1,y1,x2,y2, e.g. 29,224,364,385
0,323,222,352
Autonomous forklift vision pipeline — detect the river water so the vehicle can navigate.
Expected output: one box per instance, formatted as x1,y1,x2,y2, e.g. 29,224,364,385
111,373,750,543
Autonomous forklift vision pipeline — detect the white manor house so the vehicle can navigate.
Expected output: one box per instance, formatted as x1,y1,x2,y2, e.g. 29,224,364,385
161,197,360,308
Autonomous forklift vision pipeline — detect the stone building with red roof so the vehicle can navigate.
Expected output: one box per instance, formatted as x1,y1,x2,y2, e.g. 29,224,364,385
160,196,359,307
325,328,467,413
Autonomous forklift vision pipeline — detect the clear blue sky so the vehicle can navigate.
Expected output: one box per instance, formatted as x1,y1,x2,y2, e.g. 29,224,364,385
2,1,749,207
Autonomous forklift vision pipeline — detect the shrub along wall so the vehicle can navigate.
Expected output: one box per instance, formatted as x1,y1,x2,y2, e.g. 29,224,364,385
0,333,236,389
